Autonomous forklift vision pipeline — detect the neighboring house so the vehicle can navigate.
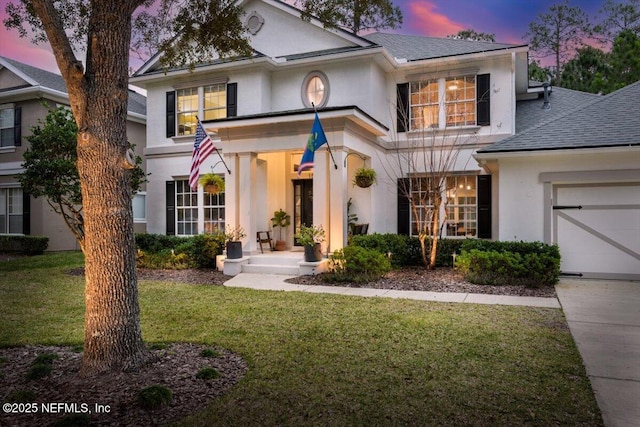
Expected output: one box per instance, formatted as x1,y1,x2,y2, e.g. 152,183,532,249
0,56,147,251
130,0,638,280
476,81,640,280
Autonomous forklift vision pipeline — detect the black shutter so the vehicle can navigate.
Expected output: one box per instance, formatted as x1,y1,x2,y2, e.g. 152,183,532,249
226,83,237,117
397,178,410,235
14,107,22,146
166,181,175,236
477,175,492,239
166,91,176,138
396,83,409,133
476,74,490,126
22,190,30,235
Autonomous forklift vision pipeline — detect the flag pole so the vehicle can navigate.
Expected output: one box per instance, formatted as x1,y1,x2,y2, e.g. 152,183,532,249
313,104,338,170
197,116,231,175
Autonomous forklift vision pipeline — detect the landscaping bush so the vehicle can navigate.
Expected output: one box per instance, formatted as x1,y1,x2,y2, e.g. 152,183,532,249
134,233,226,269
137,385,172,410
455,241,561,287
0,235,48,255
326,245,391,283
350,233,464,268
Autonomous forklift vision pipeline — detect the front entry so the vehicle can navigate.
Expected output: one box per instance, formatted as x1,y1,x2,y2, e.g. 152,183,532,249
293,179,313,246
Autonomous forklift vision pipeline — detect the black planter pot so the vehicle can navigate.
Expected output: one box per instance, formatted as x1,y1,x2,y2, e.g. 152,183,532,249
304,243,323,262
226,241,243,259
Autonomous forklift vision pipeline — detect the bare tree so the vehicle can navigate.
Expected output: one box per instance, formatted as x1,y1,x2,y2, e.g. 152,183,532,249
382,80,482,269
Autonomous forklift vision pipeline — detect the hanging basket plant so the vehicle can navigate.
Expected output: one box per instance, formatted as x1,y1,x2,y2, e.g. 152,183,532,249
199,173,225,195
353,167,377,188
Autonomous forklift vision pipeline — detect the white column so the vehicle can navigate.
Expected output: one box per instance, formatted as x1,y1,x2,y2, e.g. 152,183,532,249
328,149,348,252
237,152,257,254
313,149,329,253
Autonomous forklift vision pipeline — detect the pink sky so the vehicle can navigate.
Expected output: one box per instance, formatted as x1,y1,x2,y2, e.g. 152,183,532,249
0,0,602,73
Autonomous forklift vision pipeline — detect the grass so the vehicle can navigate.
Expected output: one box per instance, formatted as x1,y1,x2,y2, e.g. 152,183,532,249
0,252,602,426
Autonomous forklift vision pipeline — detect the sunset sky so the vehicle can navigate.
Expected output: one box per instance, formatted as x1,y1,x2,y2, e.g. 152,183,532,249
0,0,605,74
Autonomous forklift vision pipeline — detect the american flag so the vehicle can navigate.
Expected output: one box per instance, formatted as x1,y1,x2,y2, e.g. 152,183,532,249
189,119,215,190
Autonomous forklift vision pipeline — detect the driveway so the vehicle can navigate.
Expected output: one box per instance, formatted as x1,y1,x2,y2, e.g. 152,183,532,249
556,279,640,427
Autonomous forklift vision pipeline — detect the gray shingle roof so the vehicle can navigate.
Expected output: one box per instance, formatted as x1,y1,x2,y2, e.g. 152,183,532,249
1,56,146,116
478,80,640,153
363,32,525,61
516,86,600,133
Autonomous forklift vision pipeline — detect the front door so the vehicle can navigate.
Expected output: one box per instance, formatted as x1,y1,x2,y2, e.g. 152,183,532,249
293,179,313,246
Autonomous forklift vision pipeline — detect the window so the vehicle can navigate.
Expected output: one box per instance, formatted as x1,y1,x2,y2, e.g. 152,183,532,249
410,75,476,130
445,176,477,237
132,193,146,223
177,88,199,136
176,180,198,235
0,188,23,234
203,84,227,121
204,188,225,234
302,71,329,108
1,107,15,147
172,179,225,236
408,175,478,238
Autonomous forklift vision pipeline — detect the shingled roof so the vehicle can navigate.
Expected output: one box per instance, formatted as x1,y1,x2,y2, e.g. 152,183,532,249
478,80,640,154
0,56,146,116
364,32,525,61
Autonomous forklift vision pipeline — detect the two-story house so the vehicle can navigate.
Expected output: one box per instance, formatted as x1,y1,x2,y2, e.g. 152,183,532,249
131,0,526,247
0,56,147,251
130,0,639,280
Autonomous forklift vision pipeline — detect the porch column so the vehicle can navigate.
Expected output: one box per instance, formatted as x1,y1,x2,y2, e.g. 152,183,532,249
313,148,348,254
237,152,258,254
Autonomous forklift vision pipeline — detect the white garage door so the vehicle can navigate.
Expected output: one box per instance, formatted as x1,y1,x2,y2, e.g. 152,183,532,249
553,183,640,280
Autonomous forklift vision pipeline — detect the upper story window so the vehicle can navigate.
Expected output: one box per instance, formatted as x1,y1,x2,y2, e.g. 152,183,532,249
302,71,329,108
398,73,490,133
167,82,237,138
410,75,476,130
0,105,20,148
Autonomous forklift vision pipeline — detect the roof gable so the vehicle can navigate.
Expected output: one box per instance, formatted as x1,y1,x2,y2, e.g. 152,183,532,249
479,81,640,153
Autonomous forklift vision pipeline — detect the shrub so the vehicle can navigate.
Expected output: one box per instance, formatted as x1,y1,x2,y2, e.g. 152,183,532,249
196,367,221,380
26,352,59,381
455,241,561,287
190,233,225,268
135,233,225,269
326,245,391,283
137,385,173,410
0,235,48,255
200,348,220,358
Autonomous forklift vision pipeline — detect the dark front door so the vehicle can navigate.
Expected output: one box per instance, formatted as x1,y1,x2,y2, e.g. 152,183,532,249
293,179,313,246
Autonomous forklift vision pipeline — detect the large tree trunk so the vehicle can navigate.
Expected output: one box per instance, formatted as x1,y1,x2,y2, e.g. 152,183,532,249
75,2,147,375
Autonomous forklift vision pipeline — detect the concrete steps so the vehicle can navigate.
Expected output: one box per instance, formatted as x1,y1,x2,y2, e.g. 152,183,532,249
222,251,328,276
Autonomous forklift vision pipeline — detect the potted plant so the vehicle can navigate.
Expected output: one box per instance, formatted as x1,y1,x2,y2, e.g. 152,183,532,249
270,209,291,251
353,167,377,188
224,225,246,259
199,173,225,195
294,224,326,262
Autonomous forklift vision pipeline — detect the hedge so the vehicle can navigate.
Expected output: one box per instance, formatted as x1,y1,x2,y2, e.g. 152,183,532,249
0,235,49,255
349,233,464,268
455,241,561,287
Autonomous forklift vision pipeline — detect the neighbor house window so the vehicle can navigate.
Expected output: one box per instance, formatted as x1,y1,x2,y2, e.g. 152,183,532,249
410,75,476,130
172,179,226,236
0,106,16,147
132,193,146,223
302,71,329,108
0,187,23,234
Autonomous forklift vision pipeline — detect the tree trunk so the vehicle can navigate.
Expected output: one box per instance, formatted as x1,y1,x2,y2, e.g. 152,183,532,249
428,199,440,270
74,3,147,375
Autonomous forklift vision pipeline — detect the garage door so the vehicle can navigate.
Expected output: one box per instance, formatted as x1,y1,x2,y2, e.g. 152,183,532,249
553,183,640,280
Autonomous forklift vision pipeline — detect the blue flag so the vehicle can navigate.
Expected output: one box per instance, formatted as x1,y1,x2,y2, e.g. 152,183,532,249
297,113,328,176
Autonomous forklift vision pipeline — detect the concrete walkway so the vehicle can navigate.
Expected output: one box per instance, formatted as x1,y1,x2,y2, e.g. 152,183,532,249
224,272,560,308
556,279,640,427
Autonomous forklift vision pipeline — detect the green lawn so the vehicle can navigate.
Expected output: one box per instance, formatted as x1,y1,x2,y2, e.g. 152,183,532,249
0,252,602,426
